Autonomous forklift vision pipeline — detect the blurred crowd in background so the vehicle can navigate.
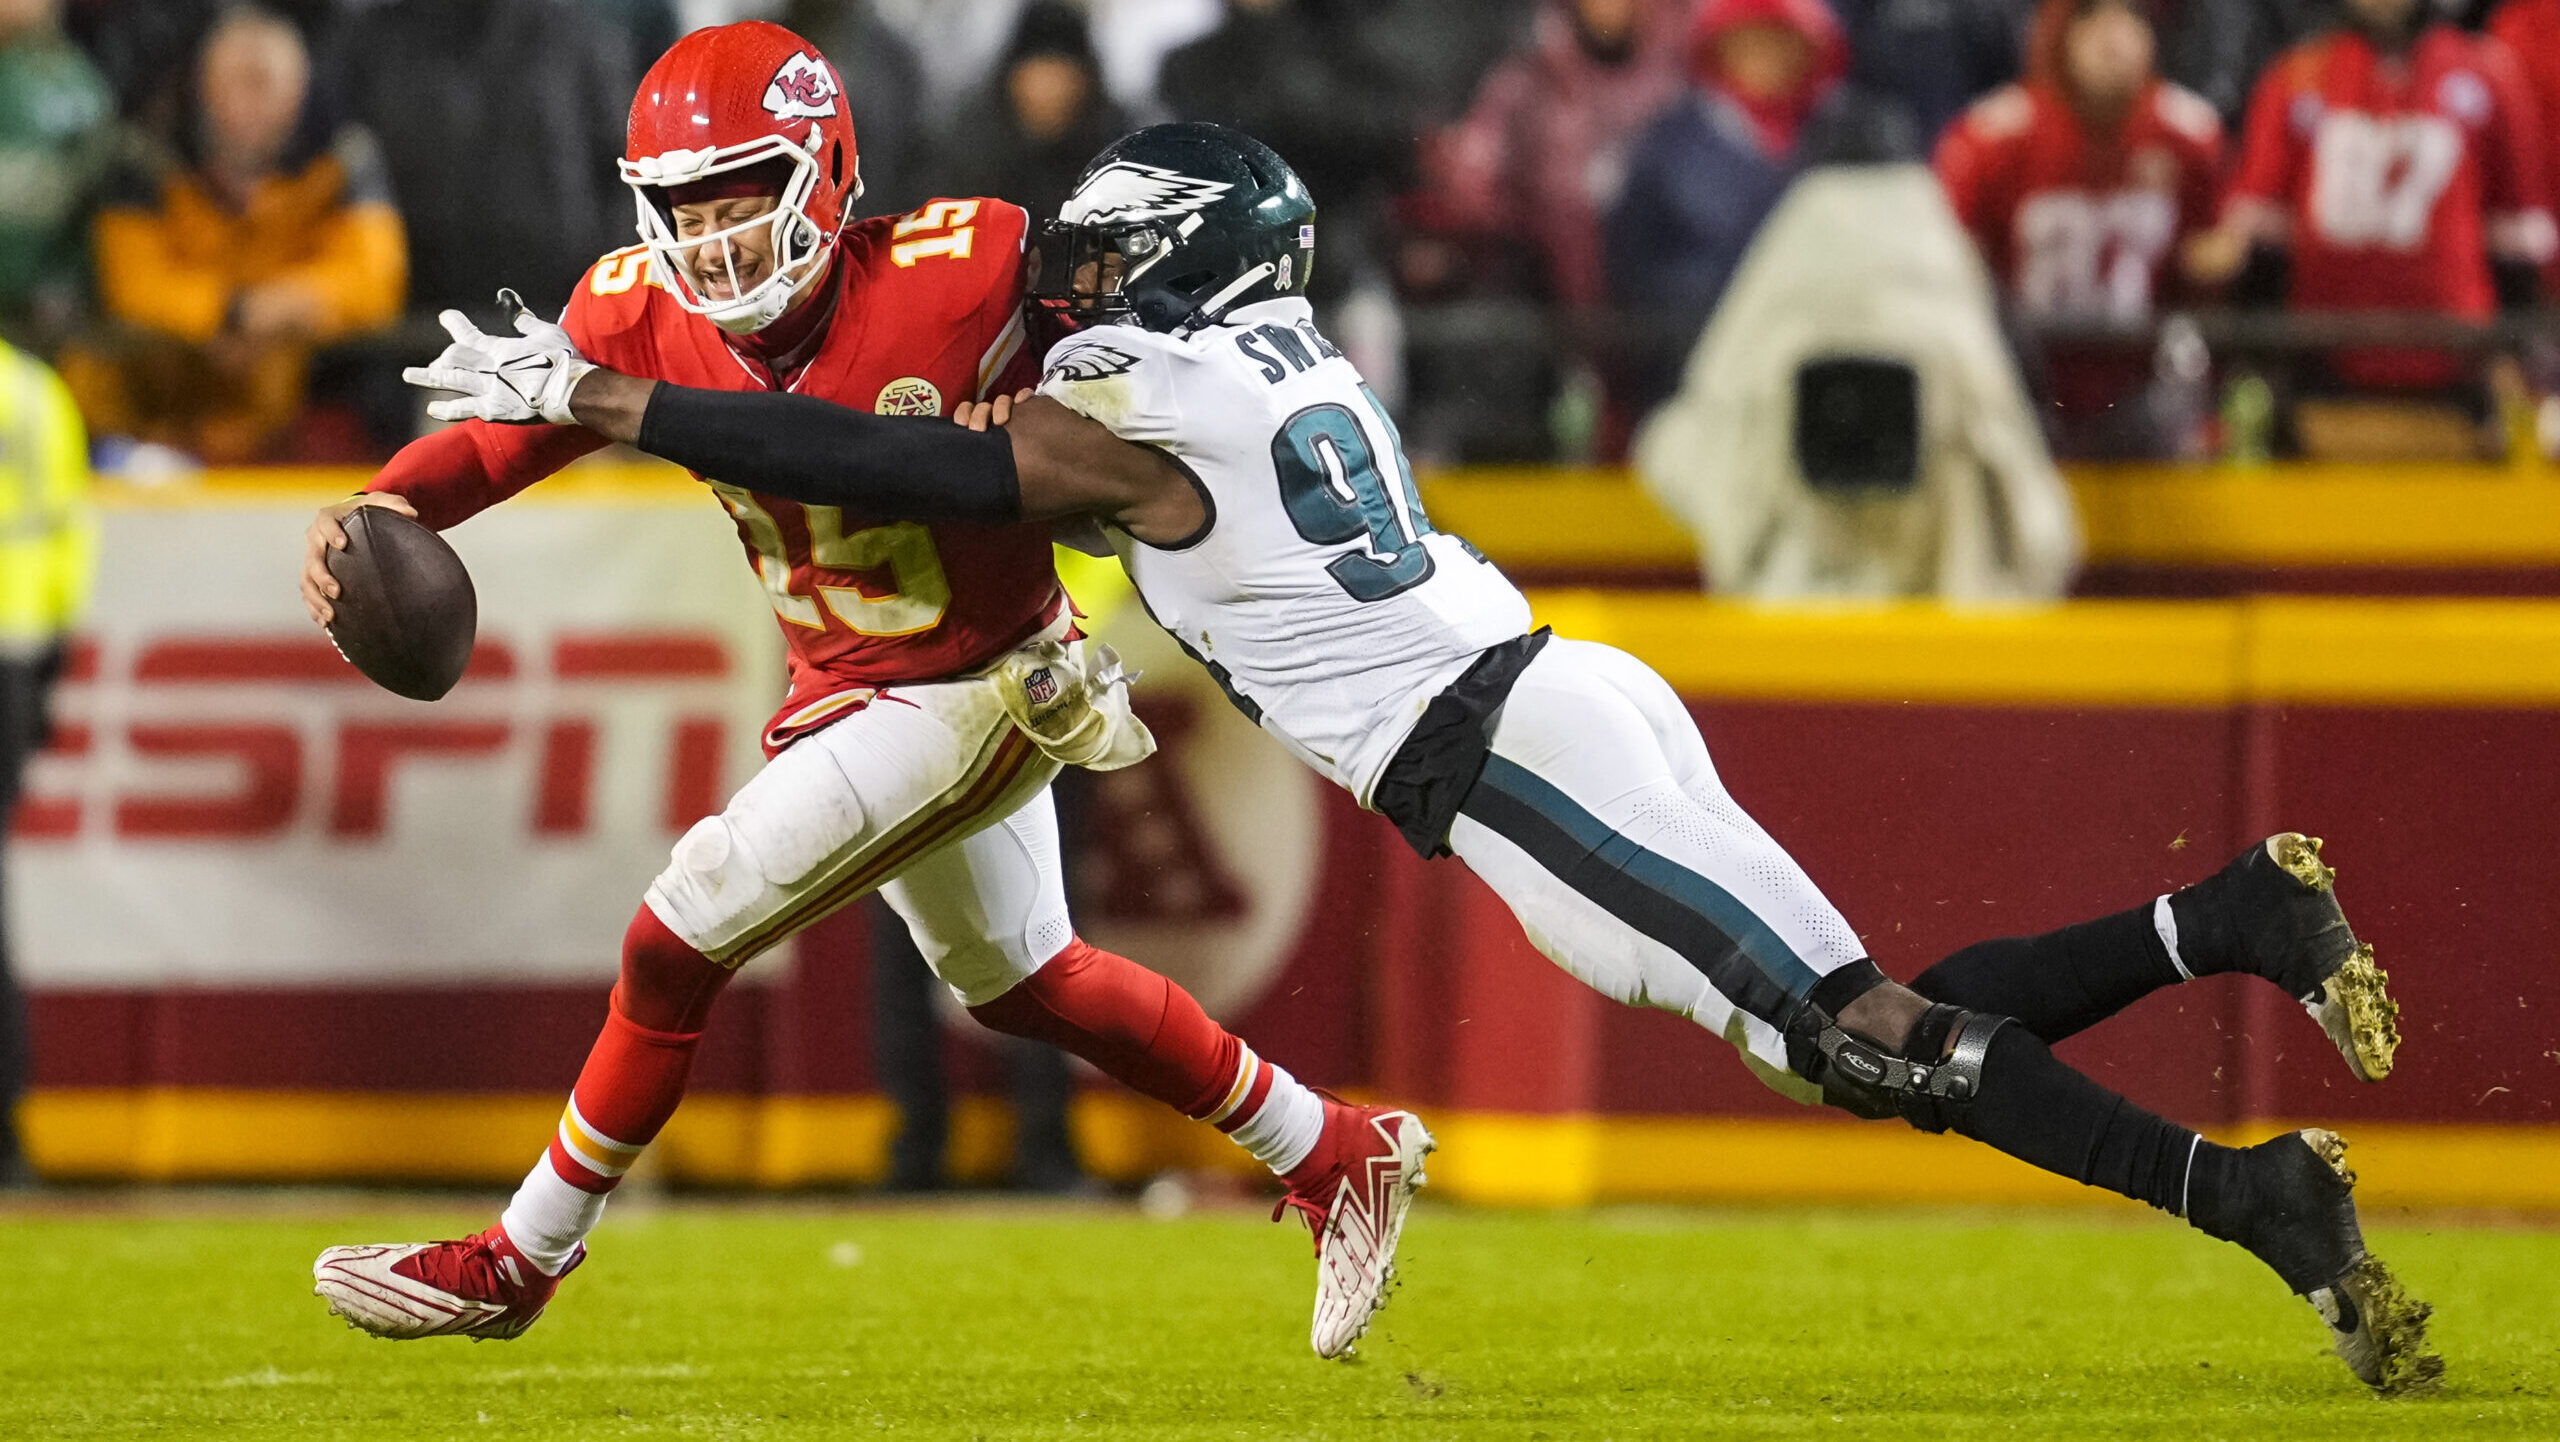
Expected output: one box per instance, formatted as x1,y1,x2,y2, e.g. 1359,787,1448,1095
2,0,2558,1190
0,0,2555,475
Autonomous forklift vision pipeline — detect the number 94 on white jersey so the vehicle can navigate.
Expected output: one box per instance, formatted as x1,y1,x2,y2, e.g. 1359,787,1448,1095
1035,298,1531,805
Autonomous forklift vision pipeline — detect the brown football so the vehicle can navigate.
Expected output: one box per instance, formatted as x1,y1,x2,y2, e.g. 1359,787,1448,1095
324,506,477,701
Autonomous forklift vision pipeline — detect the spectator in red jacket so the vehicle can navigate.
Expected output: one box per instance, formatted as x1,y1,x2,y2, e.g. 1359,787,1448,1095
2491,0,2560,300
1408,0,1690,309
1398,0,1692,460
2193,0,2554,395
1936,0,2224,456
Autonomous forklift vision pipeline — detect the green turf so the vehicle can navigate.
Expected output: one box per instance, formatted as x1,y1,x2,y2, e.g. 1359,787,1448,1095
3,1198,2553,1440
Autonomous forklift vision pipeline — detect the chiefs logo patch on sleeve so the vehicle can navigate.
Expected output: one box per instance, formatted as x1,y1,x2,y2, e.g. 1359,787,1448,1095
764,52,840,121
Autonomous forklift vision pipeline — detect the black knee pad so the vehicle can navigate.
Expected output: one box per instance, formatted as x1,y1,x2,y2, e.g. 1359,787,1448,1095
1893,1010,2009,1133
1784,998,2011,1131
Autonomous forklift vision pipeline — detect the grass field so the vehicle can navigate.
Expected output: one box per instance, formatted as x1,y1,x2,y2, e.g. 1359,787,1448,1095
5,1194,2554,1440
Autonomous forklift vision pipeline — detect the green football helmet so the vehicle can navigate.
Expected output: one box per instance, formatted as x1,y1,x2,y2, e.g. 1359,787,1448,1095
1032,121,1318,335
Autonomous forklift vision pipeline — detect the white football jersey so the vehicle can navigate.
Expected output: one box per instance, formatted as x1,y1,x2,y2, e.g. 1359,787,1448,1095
1036,298,1532,803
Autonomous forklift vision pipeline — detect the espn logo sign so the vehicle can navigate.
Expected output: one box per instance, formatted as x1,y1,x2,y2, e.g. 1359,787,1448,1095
17,631,740,843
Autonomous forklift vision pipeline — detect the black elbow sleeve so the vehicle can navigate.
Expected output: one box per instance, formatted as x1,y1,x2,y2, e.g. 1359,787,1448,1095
637,382,1023,523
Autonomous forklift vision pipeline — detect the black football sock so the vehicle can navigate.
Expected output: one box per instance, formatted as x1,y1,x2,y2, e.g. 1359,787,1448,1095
2178,1140,2250,1244
2171,1134,2361,1296
1910,905,2178,1043
1943,1024,2222,1219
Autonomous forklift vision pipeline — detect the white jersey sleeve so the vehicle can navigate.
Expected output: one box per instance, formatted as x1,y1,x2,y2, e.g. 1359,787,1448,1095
1037,302,1532,804
1036,330,1192,446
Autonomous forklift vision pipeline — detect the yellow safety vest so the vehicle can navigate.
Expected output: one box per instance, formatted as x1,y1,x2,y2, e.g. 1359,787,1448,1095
0,341,94,653
1053,538,1136,638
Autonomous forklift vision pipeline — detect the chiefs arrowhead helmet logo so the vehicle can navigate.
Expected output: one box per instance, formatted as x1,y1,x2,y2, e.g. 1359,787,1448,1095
763,52,839,121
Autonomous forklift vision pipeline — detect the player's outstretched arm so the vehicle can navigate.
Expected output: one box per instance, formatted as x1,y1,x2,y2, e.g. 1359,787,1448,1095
317,295,627,628
957,389,1209,546
566,369,1205,545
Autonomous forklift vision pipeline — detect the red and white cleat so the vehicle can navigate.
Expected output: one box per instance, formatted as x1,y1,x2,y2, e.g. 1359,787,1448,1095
1277,1100,1435,1359
313,1224,579,1341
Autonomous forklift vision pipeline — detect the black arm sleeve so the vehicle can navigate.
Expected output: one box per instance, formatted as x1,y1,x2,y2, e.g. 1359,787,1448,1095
635,382,1024,522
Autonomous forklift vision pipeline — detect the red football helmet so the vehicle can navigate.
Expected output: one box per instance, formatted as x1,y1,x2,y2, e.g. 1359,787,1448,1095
619,22,862,334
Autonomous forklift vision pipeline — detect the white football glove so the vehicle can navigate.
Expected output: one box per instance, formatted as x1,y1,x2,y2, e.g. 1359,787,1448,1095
402,294,596,425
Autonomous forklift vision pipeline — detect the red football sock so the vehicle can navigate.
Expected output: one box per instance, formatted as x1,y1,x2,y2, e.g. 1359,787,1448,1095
543,907,733,1193
612,905,733,1033
968,936,1236,1116
969,937,1328,1173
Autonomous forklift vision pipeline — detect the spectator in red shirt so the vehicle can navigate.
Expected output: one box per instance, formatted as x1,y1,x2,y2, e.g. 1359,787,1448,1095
2491,0,2560,299
2193,0,2555,394
1397,0,1690,461
1408,0,1691,310
1936,0,2224,456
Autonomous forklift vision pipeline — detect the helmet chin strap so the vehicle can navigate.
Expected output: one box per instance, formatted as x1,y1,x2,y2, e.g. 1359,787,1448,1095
1181,262,1279,334
708,285,796,335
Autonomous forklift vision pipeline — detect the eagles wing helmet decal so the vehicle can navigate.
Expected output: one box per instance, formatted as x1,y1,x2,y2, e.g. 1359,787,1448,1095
764,52,840,120
1044,343,1143,384
1060,163,1234,226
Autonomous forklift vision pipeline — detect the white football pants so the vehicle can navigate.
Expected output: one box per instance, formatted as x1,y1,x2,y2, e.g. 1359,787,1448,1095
643,663,1073,1006
1447,638,1867,1097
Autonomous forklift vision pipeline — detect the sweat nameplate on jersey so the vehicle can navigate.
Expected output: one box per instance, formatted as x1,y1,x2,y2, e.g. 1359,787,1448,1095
1233,320,1345,385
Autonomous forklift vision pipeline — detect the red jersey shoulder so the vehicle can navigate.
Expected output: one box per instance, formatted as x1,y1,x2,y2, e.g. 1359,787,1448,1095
2457,28,2537,116
2272,35,2344,102
2148,82,2223,152
839,197,1032,322
2493,0,2560,57
1957,83,2038,142
2235,38,2341,163
562,243,672,369
1935,85,2037,214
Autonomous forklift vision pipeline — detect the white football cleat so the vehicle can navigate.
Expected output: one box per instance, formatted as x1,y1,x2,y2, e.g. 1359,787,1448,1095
1276,1100,1435,1359
314,1224,579,1341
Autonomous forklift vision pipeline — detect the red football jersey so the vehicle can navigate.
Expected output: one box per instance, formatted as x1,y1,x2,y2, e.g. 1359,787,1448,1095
370,198,1058,749
2226,25,2551,387
2491,0,2560,297
1937,79,2223,413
